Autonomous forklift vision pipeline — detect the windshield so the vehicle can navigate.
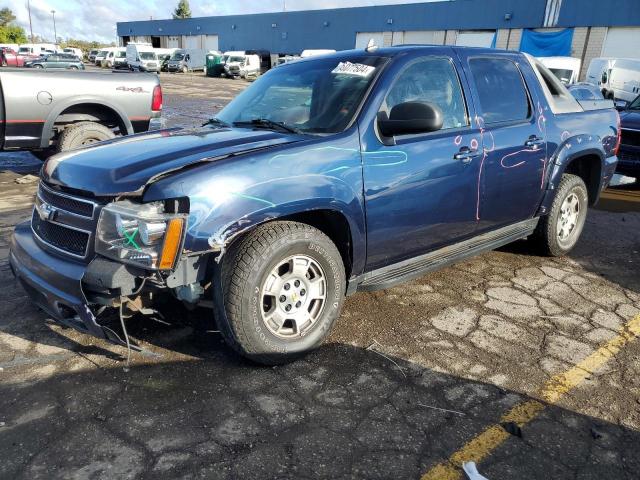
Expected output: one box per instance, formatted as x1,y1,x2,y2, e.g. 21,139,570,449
18,47,30,53
171,52,185,61
549,68,575,84
116,51,126,58
140,52,156,60
228,56,245,63
98,50,107,56
217,56,387,134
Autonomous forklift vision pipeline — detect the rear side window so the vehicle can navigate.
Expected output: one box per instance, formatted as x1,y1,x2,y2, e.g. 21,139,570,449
385,57,468,130
469,58,531,124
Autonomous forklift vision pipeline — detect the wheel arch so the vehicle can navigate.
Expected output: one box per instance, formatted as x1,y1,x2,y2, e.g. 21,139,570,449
40,98,133,148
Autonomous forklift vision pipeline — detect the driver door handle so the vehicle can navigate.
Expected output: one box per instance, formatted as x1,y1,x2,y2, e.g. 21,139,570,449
525,135,545,147
453,146,480,164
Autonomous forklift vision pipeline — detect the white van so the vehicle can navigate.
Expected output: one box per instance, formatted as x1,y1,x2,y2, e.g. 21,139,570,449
166,48,206,73
17,43,57,56
126,43,159,72
222,51,261,79
102,47,127,69
605,58,640,103
537,56,582,85
585,57,617,87
62,47,83,60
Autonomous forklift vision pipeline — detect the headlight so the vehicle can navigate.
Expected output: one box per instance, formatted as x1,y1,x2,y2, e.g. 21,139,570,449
96,200,187,270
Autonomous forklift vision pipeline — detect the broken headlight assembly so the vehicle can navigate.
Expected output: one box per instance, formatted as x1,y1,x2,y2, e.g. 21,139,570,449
95,200,187,271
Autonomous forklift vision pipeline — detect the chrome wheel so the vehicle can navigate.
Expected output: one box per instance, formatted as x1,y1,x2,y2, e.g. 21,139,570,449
556,192,580,243
260,254,327,339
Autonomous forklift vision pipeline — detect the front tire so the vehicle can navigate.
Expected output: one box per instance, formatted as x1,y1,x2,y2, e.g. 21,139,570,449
533,173,588,256
213,221,346,365
182,65,188,74
57,122,115,152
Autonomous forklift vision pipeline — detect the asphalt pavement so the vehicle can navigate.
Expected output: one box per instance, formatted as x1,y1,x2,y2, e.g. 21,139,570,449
0,72,639,480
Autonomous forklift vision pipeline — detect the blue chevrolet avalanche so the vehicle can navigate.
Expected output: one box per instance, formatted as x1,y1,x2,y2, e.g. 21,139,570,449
10,46,620,364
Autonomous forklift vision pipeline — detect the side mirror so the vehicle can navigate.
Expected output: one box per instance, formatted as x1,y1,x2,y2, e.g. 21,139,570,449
614,100,628,111
185,55,190,61
378,102,444,137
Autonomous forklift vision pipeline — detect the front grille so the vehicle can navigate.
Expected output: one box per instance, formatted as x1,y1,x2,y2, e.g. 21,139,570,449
621,129,640,147
38,183,94,218
31,210,89,257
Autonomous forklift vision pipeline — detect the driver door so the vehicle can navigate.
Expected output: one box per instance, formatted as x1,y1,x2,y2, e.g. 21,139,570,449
361,53,483,270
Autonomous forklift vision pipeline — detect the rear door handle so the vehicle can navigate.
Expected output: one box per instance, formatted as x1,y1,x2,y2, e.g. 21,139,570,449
454,146,480,164
525,135,545,147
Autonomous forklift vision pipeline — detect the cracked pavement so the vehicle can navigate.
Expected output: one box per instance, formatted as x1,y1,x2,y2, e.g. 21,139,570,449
1,73,639,479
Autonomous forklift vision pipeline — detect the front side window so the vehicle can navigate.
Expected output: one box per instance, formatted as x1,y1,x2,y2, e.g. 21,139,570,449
469,57,531,124
217,55,387,134
384,57,468,130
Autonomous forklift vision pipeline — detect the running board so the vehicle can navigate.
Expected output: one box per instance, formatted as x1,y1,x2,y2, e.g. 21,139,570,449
357,218,540,292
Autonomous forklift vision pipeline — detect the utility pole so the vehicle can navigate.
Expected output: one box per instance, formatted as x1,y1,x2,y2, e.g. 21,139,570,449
283,0,286,12
51,10,57,47
27,0,34,43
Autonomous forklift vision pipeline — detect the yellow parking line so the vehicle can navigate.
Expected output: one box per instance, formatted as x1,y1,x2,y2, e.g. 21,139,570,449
421,314,640,480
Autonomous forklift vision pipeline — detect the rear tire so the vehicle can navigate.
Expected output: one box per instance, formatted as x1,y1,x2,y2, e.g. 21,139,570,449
213,221,346,365
533,173,588,256
57,122,115,152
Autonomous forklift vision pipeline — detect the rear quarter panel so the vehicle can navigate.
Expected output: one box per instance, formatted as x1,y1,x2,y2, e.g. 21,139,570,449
540,107,618,210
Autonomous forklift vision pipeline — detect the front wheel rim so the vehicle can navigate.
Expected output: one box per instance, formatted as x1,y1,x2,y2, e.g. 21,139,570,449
260,254,327,339
557,191,580,243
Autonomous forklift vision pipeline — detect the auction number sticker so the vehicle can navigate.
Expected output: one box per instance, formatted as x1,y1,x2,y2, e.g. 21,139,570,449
331,62,375,77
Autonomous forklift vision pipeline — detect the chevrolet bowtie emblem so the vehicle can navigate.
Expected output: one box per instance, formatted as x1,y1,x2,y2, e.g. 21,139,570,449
36,201,58,221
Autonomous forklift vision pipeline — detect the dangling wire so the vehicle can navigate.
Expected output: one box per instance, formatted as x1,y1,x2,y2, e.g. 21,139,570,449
118,303,131,372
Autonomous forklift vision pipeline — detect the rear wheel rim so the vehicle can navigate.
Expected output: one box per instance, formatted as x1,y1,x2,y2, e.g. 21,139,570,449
260,254,327,339
557,191,580,243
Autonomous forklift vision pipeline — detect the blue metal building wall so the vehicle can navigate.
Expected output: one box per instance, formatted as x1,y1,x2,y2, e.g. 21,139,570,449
116,0,640,53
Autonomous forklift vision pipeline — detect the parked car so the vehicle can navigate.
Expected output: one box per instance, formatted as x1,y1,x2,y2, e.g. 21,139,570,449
567,82,604,101
63,47,83,59
9,46,619,365
155,47,179,72
126,43,159,72
17,43,57,56
88,49,100,63
24,53,85,70
537,56,581,84
0,47,31,67
102,47,127,69
245,49,272,73
94,49,110,66
585,57,617,88
0,68,162,157
223,52,260,78
602,58,640,103
166,48,206,73
616,94,640,179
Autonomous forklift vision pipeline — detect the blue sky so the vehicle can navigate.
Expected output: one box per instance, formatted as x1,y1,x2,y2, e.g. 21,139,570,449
11,0,435,43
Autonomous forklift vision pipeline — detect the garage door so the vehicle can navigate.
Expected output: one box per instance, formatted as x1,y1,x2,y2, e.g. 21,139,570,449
602,28,640,59
401,30,437,45
184,35,200,49
203,35,219,52
167,36,179,48
455,31,496,47
355,32,384,49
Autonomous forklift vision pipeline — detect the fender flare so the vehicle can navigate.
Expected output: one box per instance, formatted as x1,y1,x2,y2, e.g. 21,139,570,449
537,139,606,215
40,96,133,148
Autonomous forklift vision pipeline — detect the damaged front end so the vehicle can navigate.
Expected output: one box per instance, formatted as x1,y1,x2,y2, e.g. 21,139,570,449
9,181,216,350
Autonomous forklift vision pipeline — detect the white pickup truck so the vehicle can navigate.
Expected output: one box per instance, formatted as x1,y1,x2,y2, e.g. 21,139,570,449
0,69,162,159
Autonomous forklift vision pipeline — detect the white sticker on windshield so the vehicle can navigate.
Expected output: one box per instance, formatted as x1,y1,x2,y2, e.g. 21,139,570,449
331,61,375,77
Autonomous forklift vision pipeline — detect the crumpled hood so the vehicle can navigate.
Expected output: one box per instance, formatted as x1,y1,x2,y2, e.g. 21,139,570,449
42,127,302,196
620,110,640,131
